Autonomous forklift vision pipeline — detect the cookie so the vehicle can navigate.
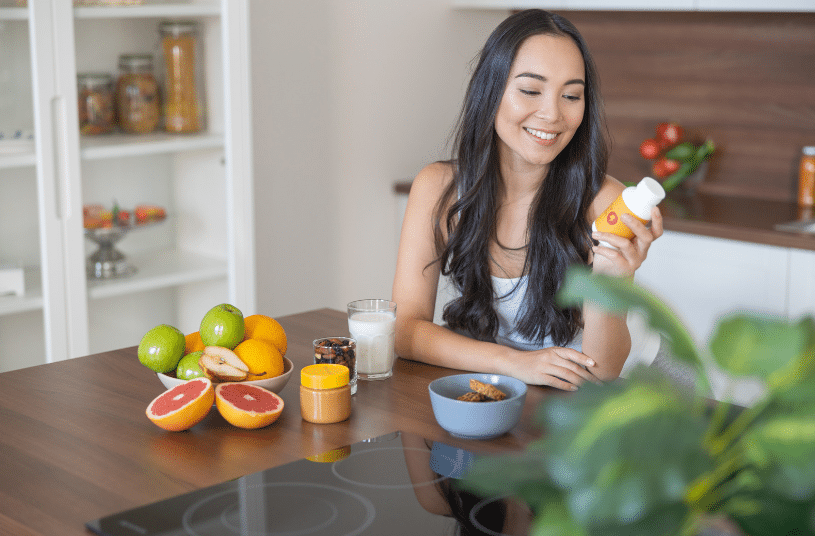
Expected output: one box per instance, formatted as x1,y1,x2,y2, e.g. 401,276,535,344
457,391,489,402
469,378,506,401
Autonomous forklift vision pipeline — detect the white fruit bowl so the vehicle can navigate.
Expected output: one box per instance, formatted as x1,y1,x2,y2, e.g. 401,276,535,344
156,356,294,393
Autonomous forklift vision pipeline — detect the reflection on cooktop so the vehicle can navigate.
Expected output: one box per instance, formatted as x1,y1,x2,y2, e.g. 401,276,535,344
86,430,532,536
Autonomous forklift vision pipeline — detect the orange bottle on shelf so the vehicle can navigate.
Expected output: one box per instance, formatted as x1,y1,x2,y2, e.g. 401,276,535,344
798,146,815,208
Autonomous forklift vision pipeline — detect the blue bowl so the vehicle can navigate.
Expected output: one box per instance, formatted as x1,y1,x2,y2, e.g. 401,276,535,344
428,373,527,440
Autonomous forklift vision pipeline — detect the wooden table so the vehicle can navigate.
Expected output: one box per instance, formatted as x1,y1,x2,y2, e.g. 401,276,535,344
0,308,553,536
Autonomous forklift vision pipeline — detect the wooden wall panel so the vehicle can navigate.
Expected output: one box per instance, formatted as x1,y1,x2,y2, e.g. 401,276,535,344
561,10,815,201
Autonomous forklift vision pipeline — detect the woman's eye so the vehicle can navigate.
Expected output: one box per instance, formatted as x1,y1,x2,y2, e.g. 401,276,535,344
519,89,540,96
563,94,582,101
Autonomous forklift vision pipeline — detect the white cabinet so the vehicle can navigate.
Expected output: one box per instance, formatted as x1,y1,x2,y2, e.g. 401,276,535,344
0,0,254,372
634,231,791,345
451,0,815,11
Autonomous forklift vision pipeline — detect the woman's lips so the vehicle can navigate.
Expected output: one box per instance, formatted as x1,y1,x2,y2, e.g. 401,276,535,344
524,127,558,145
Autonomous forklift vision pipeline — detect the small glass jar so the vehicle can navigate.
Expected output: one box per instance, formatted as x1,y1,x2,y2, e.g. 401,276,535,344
313,337,357,395
115,54,160,134
159,20,203,133
300,364,351,424
77,73,115,135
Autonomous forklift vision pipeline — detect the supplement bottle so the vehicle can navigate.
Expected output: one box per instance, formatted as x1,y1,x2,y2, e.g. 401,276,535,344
115,54,160,134
798,146,815,208
593,176,665,247
300,364,352,424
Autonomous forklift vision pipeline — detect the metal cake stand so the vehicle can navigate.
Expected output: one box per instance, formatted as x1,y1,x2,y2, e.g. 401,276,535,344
84,218,164,280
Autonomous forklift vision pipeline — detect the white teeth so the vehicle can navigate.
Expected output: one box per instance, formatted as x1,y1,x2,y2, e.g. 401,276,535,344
525,128,557,140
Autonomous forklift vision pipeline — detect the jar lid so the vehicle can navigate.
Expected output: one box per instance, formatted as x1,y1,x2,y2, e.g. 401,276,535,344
118,54,153,70
301,364,349,389
159,20,198,36
77,73,113,88
803,146,815,156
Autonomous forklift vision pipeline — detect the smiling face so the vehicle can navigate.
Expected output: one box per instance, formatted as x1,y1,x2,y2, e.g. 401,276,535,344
494,33,586,175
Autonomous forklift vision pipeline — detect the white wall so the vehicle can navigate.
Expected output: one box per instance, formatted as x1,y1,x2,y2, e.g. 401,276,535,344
250,1,507,317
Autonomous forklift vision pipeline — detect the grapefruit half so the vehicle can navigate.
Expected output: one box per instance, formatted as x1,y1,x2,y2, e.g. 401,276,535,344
215,383,284,429
146,377,214,431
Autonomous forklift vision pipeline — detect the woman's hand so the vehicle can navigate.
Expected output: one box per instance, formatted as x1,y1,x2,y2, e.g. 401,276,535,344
506,346,603,391
591,206,663,278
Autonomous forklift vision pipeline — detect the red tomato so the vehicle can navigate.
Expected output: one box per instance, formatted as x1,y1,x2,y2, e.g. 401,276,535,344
655,122,684,146
652,157,681,179
639,138,661,160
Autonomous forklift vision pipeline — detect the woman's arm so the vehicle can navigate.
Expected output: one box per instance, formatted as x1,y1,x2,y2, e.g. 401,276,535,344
582,176,664,380
392,163,600,389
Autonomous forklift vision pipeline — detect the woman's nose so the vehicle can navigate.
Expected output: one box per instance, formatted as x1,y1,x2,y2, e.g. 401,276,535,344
534,94,561,122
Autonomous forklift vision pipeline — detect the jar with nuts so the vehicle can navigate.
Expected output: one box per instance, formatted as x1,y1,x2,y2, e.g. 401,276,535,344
115,54,160,134
313,337,357,395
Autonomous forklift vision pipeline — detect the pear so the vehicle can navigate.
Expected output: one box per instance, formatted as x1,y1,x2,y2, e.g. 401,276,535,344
199,346,249,382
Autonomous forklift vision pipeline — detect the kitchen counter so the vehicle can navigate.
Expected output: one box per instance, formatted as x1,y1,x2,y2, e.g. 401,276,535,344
394,181,815,252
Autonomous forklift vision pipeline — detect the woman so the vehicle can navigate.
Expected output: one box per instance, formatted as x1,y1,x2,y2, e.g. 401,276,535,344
392,9,663,390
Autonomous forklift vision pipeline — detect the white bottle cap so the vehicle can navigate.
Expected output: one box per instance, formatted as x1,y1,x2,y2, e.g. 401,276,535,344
803,146,815,156
622,177,666,220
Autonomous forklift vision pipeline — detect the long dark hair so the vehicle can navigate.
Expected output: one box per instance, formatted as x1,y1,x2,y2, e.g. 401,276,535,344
434,9,609,346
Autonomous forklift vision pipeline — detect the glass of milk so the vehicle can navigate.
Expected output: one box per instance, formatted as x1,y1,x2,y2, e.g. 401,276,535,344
347,299,397,380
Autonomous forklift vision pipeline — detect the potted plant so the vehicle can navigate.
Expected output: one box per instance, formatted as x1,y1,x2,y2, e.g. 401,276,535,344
463,266,815,536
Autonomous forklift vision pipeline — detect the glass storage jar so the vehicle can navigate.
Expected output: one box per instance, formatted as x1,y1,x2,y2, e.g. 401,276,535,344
77,73,115,135
159,20,202,133
115,54,160,134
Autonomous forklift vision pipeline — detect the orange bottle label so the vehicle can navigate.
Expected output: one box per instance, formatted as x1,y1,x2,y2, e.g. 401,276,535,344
594,196,648,239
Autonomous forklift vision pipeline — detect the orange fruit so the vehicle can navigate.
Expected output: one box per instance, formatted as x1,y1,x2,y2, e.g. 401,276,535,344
233,338,284,381
243,314,287,356
145,377,214,431
215,383,284,429
185,331,205,354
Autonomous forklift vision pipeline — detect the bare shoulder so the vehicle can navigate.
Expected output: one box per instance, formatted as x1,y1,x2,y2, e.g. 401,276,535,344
410,161,454,199
587,174,627,222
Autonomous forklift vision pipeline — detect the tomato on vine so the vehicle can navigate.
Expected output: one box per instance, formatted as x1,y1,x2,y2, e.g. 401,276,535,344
655,122,684,146
639,138,661,160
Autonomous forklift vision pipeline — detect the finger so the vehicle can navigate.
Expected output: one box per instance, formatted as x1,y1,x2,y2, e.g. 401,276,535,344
540,375,582,392
621,213,655,246
591,231,630,251
553,347,597,369
556,361,604,386
650,206,664,238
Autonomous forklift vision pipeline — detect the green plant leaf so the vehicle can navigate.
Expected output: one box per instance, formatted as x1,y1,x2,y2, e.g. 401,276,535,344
556,266,702,374
708,315,815,385
534,368,712,528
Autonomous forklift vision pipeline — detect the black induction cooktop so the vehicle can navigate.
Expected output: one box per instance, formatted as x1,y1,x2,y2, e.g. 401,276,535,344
86,430,532,536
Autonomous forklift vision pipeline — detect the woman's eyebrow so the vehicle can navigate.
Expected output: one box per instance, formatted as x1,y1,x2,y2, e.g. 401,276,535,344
514,72,585,86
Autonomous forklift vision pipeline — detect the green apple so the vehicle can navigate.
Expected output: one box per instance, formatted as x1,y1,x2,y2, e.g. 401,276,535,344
199,303,245,349
176,351,205,380
138,324,186,373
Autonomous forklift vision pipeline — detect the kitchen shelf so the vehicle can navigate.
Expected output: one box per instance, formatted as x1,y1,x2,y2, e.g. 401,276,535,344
0,151,36,169
0,7,27,20
80,132,223,160
0,267,42,316
86,248,227,300
74,1,220,19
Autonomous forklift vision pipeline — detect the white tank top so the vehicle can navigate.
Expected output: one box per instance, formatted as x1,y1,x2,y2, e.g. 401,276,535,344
491,275,583,352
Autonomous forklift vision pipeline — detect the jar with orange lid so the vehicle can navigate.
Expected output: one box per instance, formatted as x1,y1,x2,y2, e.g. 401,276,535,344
300,364,352,424
159,20,203,133
115,54,160,134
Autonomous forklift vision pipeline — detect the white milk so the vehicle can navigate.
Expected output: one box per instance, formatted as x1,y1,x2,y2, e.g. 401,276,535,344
348,311,396,378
